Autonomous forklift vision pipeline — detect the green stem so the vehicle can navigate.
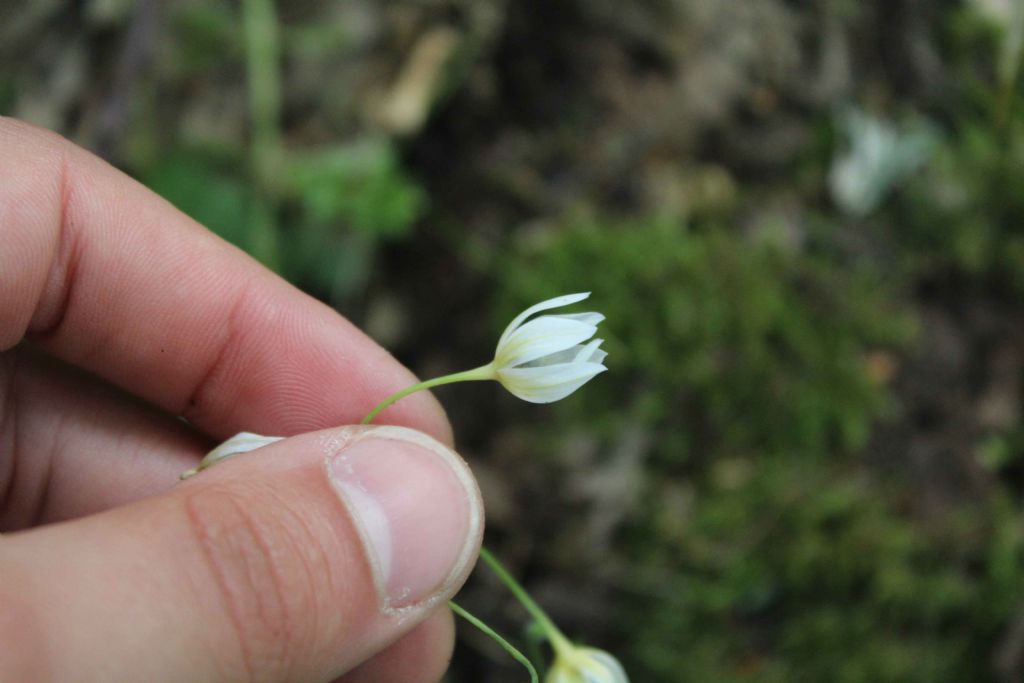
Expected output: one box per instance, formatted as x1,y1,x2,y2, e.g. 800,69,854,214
479,547,573,656
242,0,282,185
449,600,539,683
361,364,496,425
241,0,282,268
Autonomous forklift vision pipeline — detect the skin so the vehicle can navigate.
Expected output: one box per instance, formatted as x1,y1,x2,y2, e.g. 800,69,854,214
0,116,471,683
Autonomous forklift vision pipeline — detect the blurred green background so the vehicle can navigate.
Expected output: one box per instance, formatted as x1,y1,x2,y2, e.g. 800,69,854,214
4,1,1024,681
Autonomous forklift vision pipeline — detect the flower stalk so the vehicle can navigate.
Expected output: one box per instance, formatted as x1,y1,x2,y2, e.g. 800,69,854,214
360,364,496,425
449,601,539,683
478,547,573,656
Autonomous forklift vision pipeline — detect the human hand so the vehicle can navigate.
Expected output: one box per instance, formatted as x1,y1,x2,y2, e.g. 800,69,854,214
0,117,483,683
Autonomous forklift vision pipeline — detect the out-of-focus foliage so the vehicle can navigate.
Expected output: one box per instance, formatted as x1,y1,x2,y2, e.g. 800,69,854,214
142,137,426,297
144,149,261,254
5,0,1024,681
289,141,425,239
897,117,1024,293
630,461,1024,682
498,214,913,460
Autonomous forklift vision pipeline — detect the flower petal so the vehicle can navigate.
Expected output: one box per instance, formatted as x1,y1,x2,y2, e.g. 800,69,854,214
497,292,591,348
497,316,598,369
555,311,605,327
181,432,284,479
497,362,607,403
526,338,607,367
545,646,628,683
574,338,607,364
581,649,629,683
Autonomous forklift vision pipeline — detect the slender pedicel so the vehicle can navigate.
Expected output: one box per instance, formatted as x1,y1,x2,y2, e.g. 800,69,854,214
449,602,539,683
361,365,496,425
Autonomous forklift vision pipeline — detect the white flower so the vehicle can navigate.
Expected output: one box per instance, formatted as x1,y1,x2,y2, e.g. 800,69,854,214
490,292,607,403
829,108,937,217
546,646,629,683
180,432,283,479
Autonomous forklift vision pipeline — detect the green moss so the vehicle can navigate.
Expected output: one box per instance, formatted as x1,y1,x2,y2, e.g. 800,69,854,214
624,459,1023,682
498,213,913,463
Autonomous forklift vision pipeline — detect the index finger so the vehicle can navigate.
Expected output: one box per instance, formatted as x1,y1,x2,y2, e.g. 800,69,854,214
0,117,451,444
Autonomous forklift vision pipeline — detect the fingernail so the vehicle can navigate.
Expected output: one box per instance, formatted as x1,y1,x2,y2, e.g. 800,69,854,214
327,430,482,613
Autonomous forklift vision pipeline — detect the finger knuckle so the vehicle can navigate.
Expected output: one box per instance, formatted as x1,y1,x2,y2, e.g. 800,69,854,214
181,483,327,682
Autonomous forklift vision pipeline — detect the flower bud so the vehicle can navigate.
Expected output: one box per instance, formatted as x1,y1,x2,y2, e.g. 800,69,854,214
492,292,607,403
546,646,629,683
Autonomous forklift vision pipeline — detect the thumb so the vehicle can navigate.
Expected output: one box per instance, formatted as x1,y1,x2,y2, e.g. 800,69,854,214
0,425,483,683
